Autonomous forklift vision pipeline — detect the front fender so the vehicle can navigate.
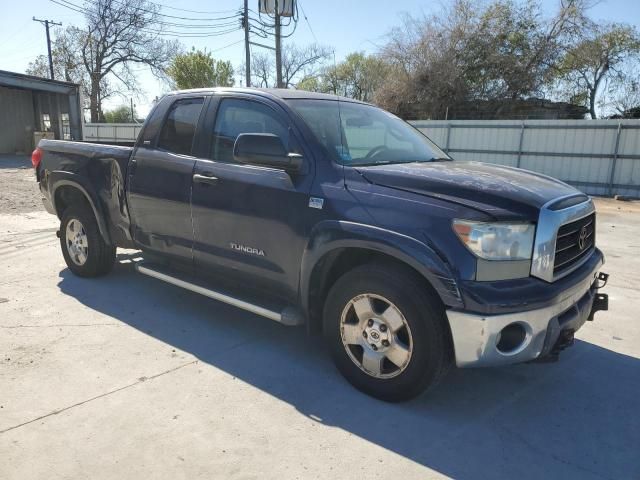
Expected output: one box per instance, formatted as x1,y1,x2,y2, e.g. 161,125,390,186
47,171,112,244
300,220,463,311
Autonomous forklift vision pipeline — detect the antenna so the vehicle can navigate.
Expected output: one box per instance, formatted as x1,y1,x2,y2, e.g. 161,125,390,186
332,48,348,169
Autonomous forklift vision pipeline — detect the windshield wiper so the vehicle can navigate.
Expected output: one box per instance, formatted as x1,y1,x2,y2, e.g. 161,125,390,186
354,157,452,167
352,160,398,166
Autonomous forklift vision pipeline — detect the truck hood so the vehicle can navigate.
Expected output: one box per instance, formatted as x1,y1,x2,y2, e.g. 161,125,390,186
354,161,580,220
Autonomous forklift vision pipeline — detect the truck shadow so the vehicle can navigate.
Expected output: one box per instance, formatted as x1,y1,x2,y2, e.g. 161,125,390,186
57,257,639,480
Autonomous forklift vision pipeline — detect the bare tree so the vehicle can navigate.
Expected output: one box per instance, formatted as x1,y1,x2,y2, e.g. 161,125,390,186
251,52,273,88
27,0,179,121
376,0,591,118
250,43,330,88
81,0,179,121
555,23,640,118
281,44,331,88
27,27,116,111
608,65,640,117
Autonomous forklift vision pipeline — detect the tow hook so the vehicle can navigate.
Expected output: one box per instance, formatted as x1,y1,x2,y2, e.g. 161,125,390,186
588,271,609,321
596,272,609,288
588,293,609,320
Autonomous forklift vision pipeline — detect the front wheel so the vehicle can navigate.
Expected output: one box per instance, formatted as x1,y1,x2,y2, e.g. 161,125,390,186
324,263,451,402
60,205,116,277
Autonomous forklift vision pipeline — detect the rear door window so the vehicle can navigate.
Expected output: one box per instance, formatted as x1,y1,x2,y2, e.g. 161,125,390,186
157,97,204,155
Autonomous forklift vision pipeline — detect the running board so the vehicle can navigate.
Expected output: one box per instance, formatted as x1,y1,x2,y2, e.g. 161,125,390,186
135,264,303,326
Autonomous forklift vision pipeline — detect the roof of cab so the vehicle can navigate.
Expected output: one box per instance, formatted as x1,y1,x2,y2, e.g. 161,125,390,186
166,87,367,104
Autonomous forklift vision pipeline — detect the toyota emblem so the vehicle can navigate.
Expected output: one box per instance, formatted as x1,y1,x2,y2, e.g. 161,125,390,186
578,226,588,250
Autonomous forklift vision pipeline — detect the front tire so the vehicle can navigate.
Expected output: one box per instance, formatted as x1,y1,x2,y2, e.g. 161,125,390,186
60,205,116,277
323,262,451,402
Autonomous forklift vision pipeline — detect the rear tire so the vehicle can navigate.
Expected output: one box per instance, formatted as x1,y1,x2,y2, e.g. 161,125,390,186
323,262,451,402
60,205,116,277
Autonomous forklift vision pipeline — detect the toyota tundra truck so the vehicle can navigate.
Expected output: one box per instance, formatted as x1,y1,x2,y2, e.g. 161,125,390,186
33,88,609,401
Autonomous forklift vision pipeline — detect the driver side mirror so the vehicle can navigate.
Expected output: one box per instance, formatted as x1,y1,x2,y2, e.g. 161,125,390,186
233,133,304,174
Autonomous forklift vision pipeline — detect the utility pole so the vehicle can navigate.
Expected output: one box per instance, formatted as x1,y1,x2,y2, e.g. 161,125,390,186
274,0,283,88
130,98,135,123
33,17,62,80
243,0,251,87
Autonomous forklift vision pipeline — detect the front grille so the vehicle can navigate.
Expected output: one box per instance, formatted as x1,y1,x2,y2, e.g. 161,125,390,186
553,213,595,275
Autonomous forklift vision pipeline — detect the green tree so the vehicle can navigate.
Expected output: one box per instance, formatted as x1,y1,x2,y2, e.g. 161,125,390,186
328,52,389,101
103,105,136,123
168,48,234,89
296,52,389,102
556,23,640,118
295,76,321,92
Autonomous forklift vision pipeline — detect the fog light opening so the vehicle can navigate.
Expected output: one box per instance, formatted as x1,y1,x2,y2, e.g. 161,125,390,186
496,322,528,355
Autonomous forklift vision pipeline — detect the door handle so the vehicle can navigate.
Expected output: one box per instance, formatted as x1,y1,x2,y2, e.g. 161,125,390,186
193,173,219,186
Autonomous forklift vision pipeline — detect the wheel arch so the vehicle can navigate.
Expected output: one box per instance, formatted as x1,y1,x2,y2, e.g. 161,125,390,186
49,173,111,245
301,221,463,334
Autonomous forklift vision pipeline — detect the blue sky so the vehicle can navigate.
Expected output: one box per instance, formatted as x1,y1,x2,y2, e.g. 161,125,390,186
1,0,639,115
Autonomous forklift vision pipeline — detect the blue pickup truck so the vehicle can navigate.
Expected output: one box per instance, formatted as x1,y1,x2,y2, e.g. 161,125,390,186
33,88,609,401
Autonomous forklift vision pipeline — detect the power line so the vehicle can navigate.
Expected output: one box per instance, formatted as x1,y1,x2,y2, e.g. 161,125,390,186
143,1,237,15
49,0,243,38
298,1,317,43
211,38,245,52
142,27,241,38
51,0,240,24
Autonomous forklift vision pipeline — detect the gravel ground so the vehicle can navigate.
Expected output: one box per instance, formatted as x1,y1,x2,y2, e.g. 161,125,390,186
0,156,42,214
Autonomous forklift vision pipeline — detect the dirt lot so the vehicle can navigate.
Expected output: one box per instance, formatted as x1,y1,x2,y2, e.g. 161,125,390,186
0,156,42,214
0,162,639,479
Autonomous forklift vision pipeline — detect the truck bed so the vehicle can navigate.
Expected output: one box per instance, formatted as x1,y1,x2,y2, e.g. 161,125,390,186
38,139,133,168
36,139,135,248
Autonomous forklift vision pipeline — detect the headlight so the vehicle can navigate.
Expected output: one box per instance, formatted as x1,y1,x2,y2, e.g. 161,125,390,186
452,220,535,261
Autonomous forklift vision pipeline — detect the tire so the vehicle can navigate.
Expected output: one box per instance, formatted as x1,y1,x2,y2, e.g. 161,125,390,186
323,262,452,402
60,205,116,277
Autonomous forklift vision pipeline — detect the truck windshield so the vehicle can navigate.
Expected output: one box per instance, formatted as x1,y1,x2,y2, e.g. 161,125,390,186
286,99,450,166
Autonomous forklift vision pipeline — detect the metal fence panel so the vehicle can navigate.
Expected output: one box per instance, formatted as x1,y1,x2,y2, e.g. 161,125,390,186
80,120,640,197
83,123,142,143
411,119,640,197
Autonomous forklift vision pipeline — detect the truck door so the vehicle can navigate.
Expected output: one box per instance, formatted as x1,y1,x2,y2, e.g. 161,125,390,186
191,96,314,301
127,96,206,264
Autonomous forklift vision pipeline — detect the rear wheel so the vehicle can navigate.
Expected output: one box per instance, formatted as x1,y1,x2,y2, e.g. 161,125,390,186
60,205,116,277
324,262,451,402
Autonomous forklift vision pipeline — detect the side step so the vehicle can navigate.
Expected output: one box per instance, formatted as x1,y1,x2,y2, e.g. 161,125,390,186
135,263,304,326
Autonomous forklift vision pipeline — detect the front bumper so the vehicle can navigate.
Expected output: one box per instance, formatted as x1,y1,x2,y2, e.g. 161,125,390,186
447,255,607,368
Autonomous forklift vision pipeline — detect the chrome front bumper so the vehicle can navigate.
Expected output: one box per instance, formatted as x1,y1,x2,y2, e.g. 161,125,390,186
447,256,604,368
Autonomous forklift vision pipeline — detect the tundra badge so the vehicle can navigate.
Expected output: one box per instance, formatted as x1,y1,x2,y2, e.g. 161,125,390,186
230,243,265,257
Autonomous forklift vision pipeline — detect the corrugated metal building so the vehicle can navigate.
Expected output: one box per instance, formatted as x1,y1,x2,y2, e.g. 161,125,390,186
0,70,82,154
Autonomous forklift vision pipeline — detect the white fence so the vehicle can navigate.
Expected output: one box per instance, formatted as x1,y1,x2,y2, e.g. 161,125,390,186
83,123,142,143
82,119,640,197
410,119,640,197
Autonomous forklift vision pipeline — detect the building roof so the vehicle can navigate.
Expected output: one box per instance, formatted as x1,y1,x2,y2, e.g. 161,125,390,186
0,70,80,95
